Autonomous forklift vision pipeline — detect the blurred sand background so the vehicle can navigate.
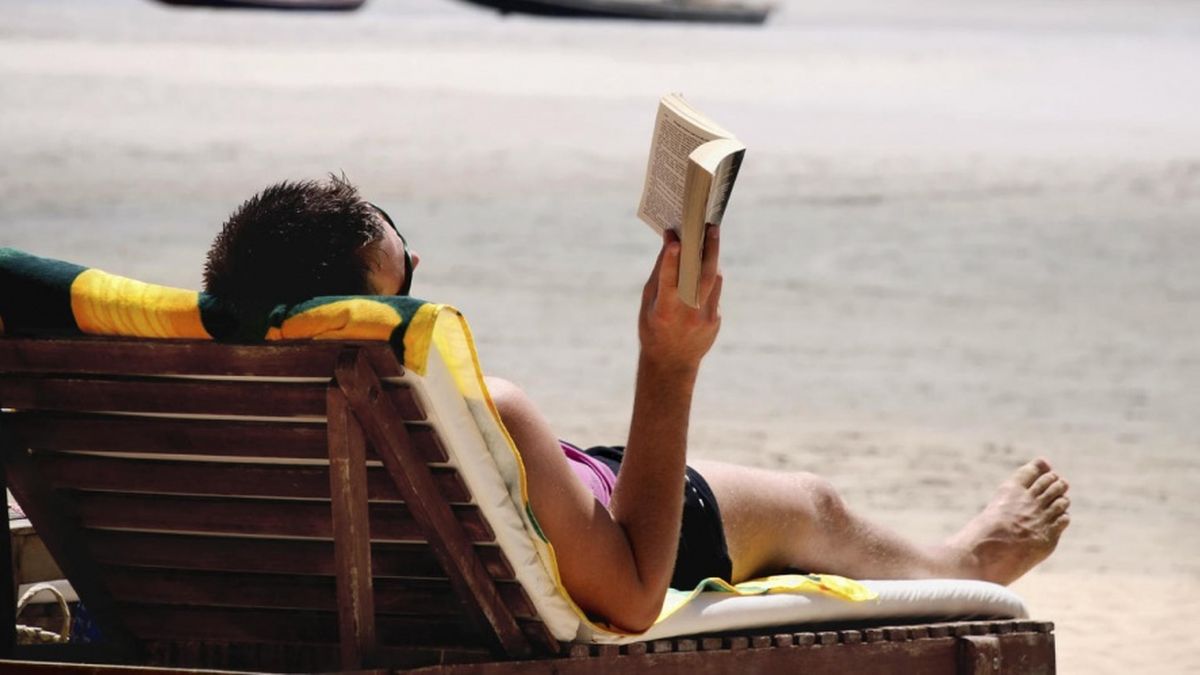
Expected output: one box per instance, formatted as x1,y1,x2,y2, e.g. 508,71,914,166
2,0,1198,670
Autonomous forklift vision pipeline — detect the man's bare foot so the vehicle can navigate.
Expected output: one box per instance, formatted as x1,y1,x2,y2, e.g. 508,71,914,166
941,458,1071,585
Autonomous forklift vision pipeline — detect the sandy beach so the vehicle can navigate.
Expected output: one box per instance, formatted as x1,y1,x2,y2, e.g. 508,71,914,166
3,0,1199,671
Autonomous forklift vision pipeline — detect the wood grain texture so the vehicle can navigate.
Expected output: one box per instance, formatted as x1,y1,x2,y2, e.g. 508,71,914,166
1,376,327,417
0,338,402,378
84,531,516,580
0,376,422,420
118,606,548,649
6,412,444,460
959,635,1002,674
99,568,536,617
70,492,492,541
327,385,378,669
33,451,468,502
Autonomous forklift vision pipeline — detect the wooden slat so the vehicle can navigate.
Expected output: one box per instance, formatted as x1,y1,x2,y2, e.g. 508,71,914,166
392,634,1026,673
326,385,377,669
336,349,538,658
99,568,537,618
33,452,469,503
84,531,516,580
1,376,325,417
377,580,537,620
0,338,403,378
397,615,556,651
9,412,328,456
104,568,336,613
141,641,342,674
134,642,487,673
121,606,342,645
0,376,421,420
5,411,442,459
119,606,547,648
1,657,312,675
70,492,493,542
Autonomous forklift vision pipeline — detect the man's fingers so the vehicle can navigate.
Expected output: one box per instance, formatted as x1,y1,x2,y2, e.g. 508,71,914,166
658,231,681,294
695,225,723,305
644,235,669,300
699,224,720,285
703,273,723,323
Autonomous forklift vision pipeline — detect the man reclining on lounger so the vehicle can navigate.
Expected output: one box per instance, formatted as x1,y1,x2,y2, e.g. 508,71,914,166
204,176,1072,633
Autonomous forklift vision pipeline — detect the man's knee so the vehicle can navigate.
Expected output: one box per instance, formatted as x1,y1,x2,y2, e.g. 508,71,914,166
793,472,849,524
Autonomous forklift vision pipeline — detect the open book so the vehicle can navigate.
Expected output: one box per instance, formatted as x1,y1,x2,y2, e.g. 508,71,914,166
637,93,746,307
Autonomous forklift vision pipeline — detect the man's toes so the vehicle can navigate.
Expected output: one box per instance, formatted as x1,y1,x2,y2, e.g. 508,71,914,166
1038,480,1068,505
1015,458,1052,487
1029,472,1058,496
1052,513,1071,535
1048,496,1070,517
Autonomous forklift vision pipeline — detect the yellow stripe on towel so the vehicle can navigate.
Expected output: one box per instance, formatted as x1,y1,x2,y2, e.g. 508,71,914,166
402,302,441,376
654,574,877,626
70,269,210,339
274,299,401,342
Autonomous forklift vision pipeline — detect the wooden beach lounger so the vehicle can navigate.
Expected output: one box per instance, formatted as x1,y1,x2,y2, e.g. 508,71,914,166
0,250,1055,673
0,336,1054,674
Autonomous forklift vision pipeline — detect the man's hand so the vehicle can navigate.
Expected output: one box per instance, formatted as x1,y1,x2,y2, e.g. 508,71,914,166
638,226,723,373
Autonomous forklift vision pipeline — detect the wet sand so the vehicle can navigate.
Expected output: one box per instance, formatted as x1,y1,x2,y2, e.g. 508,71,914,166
2,0,1199,671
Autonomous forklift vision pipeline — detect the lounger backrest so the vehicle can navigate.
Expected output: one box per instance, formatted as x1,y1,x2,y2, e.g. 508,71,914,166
0,337,555,671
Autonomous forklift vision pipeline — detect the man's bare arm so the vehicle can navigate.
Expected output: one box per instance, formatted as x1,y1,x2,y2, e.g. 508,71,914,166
608,226,722,627
490,226,722,632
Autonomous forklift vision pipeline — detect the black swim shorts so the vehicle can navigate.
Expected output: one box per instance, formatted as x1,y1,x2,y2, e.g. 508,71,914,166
583,445,734,590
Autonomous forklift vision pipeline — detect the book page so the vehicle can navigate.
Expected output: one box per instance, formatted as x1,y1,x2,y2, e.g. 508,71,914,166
638,100,723,234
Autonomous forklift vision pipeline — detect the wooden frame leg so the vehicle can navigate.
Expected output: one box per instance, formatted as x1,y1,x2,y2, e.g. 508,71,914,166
334,348,543,658
960,635,1002,674
0,450,15,658
327,384,378,670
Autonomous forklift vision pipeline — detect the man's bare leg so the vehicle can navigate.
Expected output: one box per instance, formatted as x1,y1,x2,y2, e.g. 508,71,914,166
690,458,1070,585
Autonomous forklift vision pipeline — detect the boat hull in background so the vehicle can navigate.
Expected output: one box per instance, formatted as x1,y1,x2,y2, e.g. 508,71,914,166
456,0,770,24
154,0,367,10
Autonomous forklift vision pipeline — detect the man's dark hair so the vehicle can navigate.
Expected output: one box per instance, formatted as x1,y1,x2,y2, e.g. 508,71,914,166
204,176,382,312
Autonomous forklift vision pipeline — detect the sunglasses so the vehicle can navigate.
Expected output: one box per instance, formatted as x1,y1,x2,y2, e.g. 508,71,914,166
368,203,414,296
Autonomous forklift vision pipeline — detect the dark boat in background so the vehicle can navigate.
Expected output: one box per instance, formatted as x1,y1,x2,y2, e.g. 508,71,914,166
154,0,366,10
153,0,768,23
455,0,771,24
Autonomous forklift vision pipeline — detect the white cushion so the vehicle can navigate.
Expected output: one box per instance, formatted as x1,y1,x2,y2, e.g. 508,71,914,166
581,578,1027,644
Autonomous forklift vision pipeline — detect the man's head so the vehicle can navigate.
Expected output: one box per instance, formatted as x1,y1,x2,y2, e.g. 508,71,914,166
203,176,418,311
